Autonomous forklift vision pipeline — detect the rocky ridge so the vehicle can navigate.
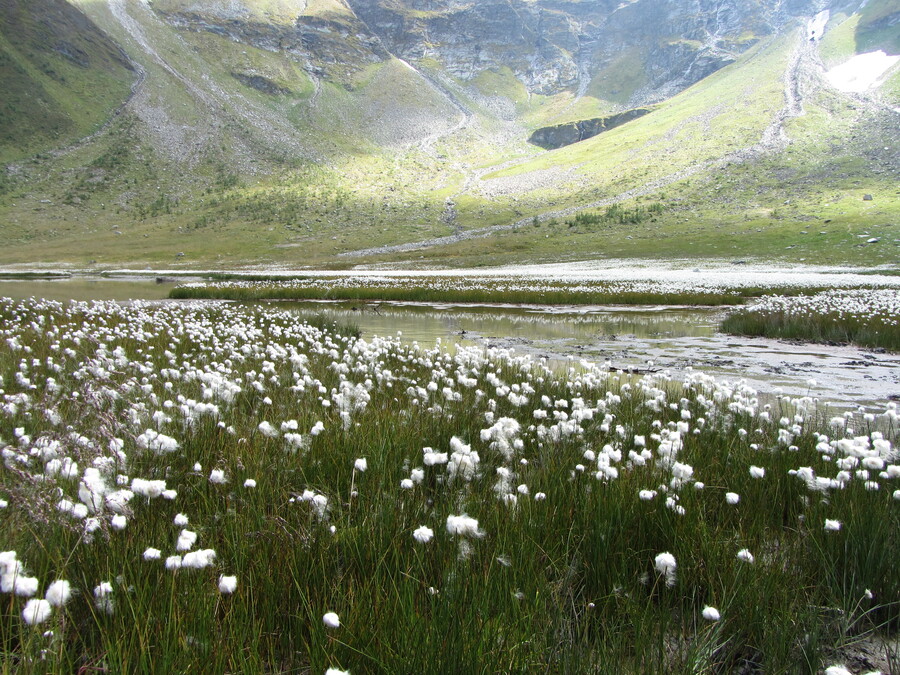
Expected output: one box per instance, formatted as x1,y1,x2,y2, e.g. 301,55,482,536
151,0,867,106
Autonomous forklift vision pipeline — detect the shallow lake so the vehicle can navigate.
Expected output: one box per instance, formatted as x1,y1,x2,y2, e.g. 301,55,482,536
1,278,896,411
0,277,179,302
277,300,900,411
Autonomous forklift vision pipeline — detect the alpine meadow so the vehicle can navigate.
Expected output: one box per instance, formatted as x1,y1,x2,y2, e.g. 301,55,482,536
0,0,899,673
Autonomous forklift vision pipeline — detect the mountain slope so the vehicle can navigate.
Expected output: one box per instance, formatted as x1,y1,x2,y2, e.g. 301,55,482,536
0,0,135,163
0,0,896,268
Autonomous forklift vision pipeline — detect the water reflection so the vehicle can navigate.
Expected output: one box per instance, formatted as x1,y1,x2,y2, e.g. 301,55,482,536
0,277,178,302
276,300,899,410
271,300,720,345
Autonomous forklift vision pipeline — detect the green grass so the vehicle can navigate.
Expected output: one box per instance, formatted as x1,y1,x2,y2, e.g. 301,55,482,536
0,0,135,163
720,291,900,351
0,2,896,271
169,279,748,305
169,277,887,308
0,299,898,672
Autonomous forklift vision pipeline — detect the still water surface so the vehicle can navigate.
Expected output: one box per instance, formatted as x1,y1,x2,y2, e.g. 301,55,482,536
1,278,896,410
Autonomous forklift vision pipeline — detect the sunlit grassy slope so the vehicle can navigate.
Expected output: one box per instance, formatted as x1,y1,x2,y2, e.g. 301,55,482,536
0,2,895,269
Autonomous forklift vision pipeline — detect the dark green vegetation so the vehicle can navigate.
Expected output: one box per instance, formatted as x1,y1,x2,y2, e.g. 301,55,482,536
168,277,870,307
565,203,665,229
0,300,898,672
170,280,747,306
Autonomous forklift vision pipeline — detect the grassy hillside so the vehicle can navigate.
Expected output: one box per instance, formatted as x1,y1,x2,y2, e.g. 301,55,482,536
0,1,895,270
0,0,135,163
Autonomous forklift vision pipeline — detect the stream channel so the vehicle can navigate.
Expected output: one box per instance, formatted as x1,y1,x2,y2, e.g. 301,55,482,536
1,277,897,412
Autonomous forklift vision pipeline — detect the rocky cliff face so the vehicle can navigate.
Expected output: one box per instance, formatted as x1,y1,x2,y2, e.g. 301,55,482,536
342,0,857,104
528,108,653,150
149,0,861,106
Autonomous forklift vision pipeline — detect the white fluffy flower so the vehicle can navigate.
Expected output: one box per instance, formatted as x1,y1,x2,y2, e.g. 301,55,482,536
94,582,114,615
3,574,39,597
182,549,216,569
725,492,740,505
323,611,340,629
257,421,279,438
143,547,162,561
176,529,198,551
209,469,227,484
736,549,755,564
218,575,238,594
44,580,72,607
701,605,720,621
654,552,677,587
824,519,842,532
423,451,448,466
131,478,167,498
413,526,434,543
749,466,765,479
22,598,52,625
446,514,483,538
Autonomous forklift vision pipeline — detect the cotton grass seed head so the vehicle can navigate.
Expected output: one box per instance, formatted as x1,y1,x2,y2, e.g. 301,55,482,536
702,606,720,621
22,598,52,625
824,519,842,532
413,525,434,543
736,549,755,564
323,612,340,629
654,552,677,587
446,514,483,538
45,580,72,607
218,575,237,594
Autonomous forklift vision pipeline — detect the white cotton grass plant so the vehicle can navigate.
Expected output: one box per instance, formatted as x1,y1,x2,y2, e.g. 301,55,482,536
0,298,897,672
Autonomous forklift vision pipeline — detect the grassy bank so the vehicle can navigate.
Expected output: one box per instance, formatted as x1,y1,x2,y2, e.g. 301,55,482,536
168,275,898,308
170,280,746,306
0,299,898,673
721,290,900,352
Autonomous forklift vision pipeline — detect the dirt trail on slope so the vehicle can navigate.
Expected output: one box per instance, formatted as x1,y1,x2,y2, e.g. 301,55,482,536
339,28,821,259
397,60,473,155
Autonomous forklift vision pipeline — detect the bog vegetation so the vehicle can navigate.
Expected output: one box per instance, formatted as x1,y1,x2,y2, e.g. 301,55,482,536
0,298,898,673
721,289,900,352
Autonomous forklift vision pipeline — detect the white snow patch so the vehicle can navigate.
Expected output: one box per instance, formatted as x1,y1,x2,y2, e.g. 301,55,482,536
807,11,829,41
826,51,900,93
